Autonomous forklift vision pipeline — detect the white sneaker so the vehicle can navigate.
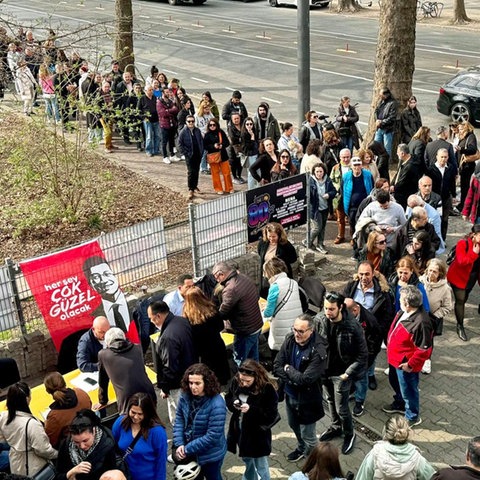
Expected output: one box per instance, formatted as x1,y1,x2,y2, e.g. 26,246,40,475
163,157,171,164
421,359,431,374
170,155,180,162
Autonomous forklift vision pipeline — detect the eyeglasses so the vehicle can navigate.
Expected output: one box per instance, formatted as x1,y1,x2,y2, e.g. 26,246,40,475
325,292,340,302
292,326,312,335
245,122,253,126
238,367,256,376
312,115,318,119
375,240,386,245
208,123,216,127
186,120,194,123
280,155,290,159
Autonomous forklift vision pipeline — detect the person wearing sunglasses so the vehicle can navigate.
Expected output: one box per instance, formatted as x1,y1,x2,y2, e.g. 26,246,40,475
178,115,204,200
315,292,368,455
273,314,327,463
203,118,234,195
226,360,279,480
356,230,396,279
270,150,297,182
299,111,323,154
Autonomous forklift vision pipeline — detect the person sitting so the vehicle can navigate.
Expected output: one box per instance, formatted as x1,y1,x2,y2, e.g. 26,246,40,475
356,415,435,480
432,436,480,480
76,316,111,373
356,189,406,246
43,372,92,448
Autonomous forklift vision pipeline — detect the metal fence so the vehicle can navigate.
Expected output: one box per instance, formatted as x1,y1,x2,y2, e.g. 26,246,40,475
1,178,309,342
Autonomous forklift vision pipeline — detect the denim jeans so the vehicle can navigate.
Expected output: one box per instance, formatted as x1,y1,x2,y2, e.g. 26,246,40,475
200,458,224,480
387,365,419,420
144,120,160,155
242,456,270,480
374,129,394,156
341,135,354,153
247,155,258,190
355,372,368,403
233,331,260,365
323,375,354,436
200,150,209,172
285,395,317,455
43,94,60,122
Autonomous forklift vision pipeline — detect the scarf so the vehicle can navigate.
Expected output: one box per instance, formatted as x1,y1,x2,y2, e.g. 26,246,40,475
69,426,103,466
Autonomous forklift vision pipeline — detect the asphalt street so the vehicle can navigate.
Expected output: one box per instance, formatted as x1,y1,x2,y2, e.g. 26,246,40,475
3,0,480,130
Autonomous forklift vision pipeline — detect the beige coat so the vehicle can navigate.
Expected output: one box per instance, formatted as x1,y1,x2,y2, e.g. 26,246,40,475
0,411,57,475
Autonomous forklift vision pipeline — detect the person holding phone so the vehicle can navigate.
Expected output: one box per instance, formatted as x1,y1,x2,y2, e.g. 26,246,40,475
226,360,279,480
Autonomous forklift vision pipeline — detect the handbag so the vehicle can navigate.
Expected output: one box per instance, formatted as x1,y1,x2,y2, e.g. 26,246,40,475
207,131,223,164
207,151,221,164
25,418,56,480
461,148,480,164
239,152,248,167
259,412,281,431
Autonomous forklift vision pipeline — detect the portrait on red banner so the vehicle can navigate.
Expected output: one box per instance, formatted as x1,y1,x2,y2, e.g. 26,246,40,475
20,240,138,351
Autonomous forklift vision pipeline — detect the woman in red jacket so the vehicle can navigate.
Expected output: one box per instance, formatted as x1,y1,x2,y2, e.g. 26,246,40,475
447,224,480,342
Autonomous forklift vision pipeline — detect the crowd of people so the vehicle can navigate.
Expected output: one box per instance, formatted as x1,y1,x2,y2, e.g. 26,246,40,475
1,25,480,480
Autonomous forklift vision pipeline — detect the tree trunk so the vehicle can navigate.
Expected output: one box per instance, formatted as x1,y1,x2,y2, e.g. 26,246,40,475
452,0,470,24
115,0,135,72
337,0,361,12
363,0,417,161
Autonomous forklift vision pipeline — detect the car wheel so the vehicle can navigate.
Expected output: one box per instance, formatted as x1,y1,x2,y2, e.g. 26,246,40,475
269,0,278,7
450,102,470,123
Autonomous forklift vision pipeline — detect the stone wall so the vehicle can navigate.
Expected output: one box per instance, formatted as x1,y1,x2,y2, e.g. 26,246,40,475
0,252,263,384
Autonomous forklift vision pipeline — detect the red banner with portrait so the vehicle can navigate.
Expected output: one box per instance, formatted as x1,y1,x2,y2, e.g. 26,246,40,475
19,240,139,352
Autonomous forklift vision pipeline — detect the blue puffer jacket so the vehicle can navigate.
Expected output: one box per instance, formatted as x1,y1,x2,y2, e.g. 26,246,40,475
342,169,374,214
173,393,227,466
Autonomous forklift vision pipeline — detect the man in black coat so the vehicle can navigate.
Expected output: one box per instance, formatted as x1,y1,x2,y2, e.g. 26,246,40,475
273,314,327,463
424,125,456,168
342,261,394,395
221,90,248,127
427,148,458,240
391,144,422,209
314,292,368,455
148,300,197,423
76,316,111,372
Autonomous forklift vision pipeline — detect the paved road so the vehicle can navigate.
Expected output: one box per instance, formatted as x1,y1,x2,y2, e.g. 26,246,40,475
4,0,480,130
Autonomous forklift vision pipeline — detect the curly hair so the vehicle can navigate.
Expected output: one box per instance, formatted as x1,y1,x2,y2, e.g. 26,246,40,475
358,148,374,165
396,255,419,276
262,222,288,244
180,363,221,397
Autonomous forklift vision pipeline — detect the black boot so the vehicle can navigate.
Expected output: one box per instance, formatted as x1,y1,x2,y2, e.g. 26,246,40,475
457,324,468,342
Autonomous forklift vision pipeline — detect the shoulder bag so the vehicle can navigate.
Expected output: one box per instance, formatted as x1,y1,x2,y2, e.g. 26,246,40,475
207,131,223,164
25,418,57,480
